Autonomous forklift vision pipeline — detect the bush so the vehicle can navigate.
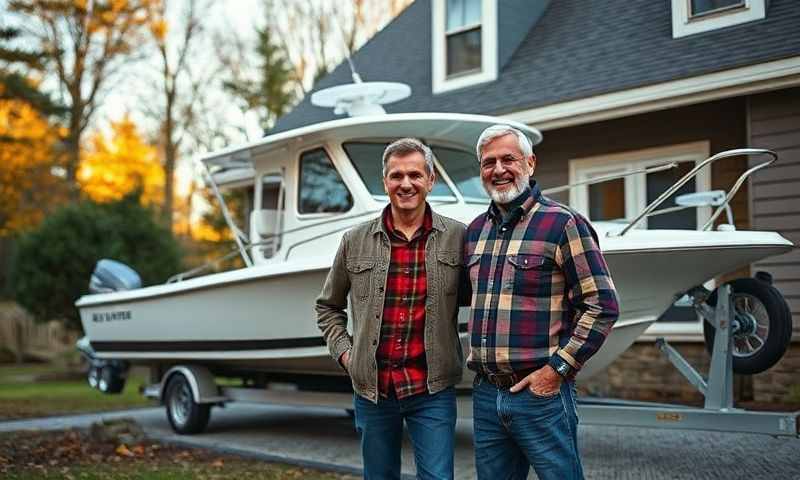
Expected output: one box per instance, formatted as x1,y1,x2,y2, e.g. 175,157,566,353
11,193,182,331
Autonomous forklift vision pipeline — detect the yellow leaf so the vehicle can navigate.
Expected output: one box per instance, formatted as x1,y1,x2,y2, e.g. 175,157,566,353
115,444,134,457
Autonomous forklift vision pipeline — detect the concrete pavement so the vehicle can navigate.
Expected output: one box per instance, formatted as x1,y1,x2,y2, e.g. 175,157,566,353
1,403,798,479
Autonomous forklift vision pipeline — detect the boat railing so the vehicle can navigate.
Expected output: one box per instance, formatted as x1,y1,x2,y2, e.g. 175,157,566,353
614,148,777,236
167,199,461,283
173,148,777,283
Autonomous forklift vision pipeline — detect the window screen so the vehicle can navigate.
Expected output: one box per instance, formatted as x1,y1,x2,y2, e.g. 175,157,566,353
298,148,352,214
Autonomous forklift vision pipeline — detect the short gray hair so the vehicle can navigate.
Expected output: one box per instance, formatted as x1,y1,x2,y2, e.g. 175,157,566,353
475,125,534,160
382,138,435,177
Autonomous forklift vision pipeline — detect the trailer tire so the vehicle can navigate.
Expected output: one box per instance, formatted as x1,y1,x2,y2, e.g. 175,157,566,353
165,374,211,434
87,366,100,389
97,366,125,394
704,278,792,375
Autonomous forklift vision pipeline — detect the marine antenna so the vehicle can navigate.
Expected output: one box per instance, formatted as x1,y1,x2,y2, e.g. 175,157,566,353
310,8,411,117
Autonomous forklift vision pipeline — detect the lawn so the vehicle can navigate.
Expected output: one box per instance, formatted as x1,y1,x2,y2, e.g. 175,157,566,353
0,364,154,420
0,429,356,480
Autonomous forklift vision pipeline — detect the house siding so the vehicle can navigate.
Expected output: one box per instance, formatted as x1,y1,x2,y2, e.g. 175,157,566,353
748,87,800,332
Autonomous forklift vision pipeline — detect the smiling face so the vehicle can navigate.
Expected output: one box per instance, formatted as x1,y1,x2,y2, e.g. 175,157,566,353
479,133,536,205
383,151,435,215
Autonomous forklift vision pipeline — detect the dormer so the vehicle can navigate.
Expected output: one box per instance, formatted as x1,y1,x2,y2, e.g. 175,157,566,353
671,0,767,38
431,0,551,94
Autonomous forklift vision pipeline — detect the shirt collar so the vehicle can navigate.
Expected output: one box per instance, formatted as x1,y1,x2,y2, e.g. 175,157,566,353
487,180,542,229
382,203,433,241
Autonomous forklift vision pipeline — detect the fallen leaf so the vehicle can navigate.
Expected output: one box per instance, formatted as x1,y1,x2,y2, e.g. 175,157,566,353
211,458,224,468
116,444,134,457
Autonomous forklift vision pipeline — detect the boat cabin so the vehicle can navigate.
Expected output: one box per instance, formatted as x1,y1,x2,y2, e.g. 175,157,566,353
199,113,542,266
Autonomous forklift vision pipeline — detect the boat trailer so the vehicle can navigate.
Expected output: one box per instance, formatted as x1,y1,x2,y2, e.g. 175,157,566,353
575,284,798,437
138,284,798,437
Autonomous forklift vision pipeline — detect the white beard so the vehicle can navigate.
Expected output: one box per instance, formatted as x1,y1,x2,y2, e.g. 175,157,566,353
486,174,530,205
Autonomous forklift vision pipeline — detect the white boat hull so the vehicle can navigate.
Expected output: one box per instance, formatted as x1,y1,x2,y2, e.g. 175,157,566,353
77,228,792,383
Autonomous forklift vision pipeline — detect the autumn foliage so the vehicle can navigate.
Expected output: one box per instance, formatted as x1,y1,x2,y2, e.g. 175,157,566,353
0,98,66,236
78,115,165,206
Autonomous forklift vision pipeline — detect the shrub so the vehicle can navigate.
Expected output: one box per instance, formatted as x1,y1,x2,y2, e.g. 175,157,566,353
11,193,182,331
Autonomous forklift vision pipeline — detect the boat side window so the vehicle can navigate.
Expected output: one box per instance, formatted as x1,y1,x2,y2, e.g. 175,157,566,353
298,148,353,214
343,142,455,200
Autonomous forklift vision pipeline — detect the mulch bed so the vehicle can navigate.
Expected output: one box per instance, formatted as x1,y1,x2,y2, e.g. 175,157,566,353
0,419,356,479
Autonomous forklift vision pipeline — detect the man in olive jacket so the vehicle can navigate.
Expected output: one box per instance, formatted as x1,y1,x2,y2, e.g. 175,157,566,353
316,138,466,480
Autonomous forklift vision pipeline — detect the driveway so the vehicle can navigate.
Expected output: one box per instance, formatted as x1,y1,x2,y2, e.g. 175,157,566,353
1,403,798,479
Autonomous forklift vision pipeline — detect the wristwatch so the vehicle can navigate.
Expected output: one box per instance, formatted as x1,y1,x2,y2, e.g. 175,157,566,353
548,355,574,379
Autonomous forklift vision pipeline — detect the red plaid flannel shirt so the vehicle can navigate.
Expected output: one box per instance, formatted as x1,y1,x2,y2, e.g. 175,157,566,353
377,206,432,399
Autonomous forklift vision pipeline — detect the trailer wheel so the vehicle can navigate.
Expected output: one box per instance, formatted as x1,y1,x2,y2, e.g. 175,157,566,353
165,374,211,434
87,366,100,389
97,366,125,394
704,278,792,375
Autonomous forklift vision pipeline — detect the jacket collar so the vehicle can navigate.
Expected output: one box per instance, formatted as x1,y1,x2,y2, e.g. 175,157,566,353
370,203,446,235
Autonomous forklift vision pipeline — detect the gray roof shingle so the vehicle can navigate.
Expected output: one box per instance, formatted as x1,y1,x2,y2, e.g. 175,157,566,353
272,0,800,134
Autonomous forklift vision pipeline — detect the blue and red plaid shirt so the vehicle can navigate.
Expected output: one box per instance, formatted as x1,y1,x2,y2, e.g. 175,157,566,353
465,181,619,376
377,205,433,399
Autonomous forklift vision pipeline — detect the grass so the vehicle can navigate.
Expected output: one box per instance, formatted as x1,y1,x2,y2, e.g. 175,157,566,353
0,363,154,420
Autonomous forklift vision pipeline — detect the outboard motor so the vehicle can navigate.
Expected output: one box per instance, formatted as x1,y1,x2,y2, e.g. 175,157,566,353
80,259,138,394
89,259,141,293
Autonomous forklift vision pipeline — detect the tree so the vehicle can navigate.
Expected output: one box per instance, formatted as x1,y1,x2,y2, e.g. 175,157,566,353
78,114,164,206
0,99,67,235
143,0,211,229
220,12,296,134
11,192,182,331
8,0,156,200
268,0,414,94
0,26,63,118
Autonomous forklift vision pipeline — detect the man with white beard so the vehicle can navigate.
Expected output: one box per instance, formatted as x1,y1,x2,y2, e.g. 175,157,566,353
464,125,619,480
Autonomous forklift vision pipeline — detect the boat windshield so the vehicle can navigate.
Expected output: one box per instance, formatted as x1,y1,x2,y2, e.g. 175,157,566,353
343,142,488,203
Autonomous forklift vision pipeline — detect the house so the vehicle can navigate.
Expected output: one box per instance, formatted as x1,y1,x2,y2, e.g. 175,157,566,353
273,0,800,405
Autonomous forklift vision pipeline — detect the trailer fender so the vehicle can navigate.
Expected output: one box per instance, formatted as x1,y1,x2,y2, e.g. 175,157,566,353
160,365,226,404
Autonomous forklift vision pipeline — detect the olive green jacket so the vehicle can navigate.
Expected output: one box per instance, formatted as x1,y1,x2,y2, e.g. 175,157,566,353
315,210,466,403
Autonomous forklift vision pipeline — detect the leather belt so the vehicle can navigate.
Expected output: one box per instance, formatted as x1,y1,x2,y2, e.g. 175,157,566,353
479,368,538,389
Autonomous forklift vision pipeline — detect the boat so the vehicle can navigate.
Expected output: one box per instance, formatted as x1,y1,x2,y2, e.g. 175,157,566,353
74,80,793,418
74,113,793,380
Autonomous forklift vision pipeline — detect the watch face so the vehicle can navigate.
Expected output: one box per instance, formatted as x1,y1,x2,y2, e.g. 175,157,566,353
557,362,570,376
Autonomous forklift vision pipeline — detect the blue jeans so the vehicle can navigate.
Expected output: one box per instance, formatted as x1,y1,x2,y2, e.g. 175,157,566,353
472,376,583,480
353,387,457,480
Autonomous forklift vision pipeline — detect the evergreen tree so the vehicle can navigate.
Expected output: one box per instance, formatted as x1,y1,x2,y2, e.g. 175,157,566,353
223,19,297,134
0,26,63,127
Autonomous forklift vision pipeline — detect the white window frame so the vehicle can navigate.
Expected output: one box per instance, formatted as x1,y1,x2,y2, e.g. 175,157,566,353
671,0,766,38
569,141,712,339
432,0,497,94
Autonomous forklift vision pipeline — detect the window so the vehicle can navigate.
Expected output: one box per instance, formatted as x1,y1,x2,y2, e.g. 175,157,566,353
690,0,744,17
671,0,766,38
446,0,482,76
432,0,497,94
298,148,352,214
342,142,455,200
588,178,625,222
